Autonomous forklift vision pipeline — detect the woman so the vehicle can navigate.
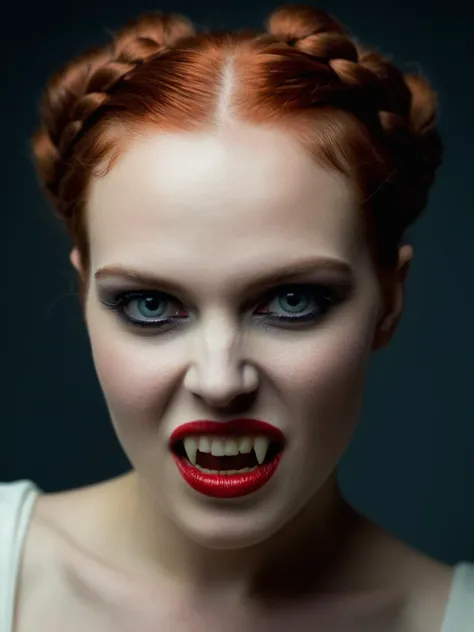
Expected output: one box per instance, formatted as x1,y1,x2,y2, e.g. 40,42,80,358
1,4,472,631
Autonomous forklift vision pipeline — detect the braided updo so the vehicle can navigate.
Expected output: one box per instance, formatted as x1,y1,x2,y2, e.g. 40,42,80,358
32,4,442,300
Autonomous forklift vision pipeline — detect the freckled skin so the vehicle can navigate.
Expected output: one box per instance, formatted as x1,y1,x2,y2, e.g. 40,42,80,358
70,123,412,592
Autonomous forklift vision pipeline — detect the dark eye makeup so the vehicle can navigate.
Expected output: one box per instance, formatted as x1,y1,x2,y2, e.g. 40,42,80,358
98,282,353,334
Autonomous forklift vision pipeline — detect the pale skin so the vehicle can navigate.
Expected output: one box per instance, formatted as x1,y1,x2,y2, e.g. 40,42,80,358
14,124,454,631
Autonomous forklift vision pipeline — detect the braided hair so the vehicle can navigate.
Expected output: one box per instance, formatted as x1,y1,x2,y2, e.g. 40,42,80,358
32,4,442,300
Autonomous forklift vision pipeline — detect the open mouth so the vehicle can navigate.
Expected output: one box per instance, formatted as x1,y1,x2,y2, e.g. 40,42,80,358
172,435,283,474
169,432,285,498
168,419,286,498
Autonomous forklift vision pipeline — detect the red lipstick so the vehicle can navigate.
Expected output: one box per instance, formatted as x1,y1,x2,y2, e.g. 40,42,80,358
169,419,285,499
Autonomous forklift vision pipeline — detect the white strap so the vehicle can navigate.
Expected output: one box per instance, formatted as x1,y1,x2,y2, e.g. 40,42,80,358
441,562,474,632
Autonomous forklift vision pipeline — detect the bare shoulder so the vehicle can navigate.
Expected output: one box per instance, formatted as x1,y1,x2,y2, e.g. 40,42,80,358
12,492,69,630
361,524,456,631
12,480,117,631
14,486,79,590
402,553,455,631
13,484,457,632
19,479,109,564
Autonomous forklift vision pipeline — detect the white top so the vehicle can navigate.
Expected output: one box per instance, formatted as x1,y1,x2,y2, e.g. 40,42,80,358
0,480,473,631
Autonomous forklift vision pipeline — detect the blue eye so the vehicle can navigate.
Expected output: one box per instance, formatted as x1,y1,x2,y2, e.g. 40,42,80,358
99,283,347,332
100,292,184,329
255,285,331,322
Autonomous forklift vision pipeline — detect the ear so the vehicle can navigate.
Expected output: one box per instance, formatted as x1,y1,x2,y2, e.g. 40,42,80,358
69,248,82,274
372,244,414,350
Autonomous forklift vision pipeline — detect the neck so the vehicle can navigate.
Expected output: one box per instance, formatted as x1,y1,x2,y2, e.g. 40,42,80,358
101,471,366,603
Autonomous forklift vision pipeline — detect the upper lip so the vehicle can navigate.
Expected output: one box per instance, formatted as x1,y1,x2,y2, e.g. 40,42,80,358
169,418,286,449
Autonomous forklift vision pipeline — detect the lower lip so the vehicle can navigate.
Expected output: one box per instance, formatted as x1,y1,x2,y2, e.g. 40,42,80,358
172,452,284,499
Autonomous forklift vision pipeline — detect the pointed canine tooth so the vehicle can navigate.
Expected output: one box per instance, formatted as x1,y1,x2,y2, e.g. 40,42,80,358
238,436,253,454
183,437,198,466
199,436,211,453
210,438,226,456
224,439,239,456
254,436,270,465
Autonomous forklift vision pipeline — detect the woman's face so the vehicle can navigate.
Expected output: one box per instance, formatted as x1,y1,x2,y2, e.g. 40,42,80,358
76,124,387,550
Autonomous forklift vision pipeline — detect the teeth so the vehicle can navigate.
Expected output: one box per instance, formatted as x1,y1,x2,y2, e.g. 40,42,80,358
199,437,211,453
224,439,240,456
209,438,241,456
183,437,198,466
196,466,258,475
254,436,270,465
210,439,225,457
181,435,273,466
238,437,253,454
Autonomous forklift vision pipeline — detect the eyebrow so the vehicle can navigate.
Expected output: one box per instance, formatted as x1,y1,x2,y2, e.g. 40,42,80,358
94,257,354,294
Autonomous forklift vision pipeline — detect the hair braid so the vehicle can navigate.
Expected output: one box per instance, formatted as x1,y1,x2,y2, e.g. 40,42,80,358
268,5,413,122
31,4,443,291
33,11,195,206
266,3,442,224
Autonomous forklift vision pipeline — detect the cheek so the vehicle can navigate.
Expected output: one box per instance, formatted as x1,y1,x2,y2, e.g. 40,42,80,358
298,334,369,395
86,320,177,417
266,324,375,490
270,322,374,430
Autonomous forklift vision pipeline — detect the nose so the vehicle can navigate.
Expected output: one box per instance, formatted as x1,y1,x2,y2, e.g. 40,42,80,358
183,323,259,408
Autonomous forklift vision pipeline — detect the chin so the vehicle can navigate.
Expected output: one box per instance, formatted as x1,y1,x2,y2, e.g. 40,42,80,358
164,485,311,551
173,510,288,550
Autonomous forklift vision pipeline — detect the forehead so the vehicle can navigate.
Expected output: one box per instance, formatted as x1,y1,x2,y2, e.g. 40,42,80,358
87,126,365,277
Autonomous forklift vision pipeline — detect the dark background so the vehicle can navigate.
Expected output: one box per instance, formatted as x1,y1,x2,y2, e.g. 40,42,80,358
3,0,473,565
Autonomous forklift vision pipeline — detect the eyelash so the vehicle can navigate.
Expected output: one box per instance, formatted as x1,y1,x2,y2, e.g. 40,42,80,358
99,283,347,333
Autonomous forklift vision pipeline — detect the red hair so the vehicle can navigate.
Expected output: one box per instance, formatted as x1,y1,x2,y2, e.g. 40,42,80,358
32,4,442,302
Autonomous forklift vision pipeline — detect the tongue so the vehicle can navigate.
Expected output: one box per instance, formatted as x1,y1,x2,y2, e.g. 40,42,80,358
195,450,258,470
